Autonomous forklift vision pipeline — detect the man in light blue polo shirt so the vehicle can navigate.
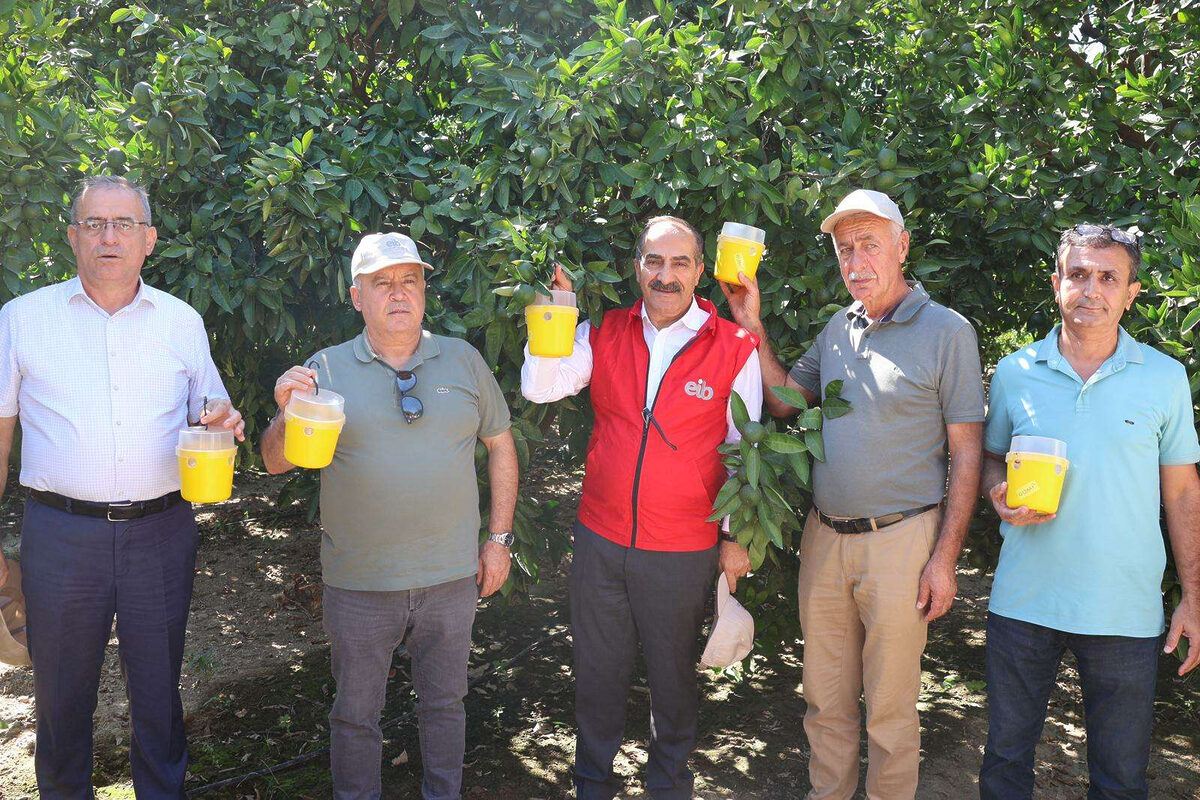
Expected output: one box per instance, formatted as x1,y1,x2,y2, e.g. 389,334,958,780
979,224,1200,799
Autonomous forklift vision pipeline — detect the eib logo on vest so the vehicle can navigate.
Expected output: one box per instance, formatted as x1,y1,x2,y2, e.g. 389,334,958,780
684,378,715,401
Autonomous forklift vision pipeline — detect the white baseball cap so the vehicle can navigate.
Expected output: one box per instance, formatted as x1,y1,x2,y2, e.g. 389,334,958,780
820,189,905,234
700,575,755,669
350,232,433,282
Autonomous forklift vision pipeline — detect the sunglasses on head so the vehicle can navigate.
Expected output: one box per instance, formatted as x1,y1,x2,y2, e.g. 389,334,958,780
394,370,423,424
1072,223,1141,252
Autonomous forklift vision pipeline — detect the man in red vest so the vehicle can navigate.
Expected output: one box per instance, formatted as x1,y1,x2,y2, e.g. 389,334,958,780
522,216,763,799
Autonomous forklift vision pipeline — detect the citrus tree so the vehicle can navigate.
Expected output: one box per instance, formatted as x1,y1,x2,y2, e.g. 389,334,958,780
1,0,1197,645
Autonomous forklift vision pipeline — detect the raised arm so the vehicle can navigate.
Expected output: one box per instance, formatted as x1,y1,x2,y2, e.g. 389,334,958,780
718,270,817,417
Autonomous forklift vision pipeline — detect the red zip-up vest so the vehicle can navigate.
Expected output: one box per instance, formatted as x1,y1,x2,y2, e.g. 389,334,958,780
576,297,760,552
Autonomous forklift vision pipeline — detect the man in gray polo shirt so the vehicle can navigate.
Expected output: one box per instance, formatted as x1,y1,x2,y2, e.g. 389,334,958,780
261,232,518,800
722,189,984,798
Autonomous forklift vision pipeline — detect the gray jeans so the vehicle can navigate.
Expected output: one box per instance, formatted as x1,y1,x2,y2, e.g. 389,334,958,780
322,575,478,800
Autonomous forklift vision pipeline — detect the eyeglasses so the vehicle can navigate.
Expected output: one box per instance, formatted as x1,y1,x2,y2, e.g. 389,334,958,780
71,218,152,236
1071,223,1141,252
394,370,424,424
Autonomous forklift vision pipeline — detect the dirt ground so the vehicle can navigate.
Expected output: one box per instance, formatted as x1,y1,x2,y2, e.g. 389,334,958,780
1,469,1198,799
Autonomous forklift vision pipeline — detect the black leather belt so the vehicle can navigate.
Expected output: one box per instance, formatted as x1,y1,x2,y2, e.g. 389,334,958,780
817,502,941,534
29,489,184,521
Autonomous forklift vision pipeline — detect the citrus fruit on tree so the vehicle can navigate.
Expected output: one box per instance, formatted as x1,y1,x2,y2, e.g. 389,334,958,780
132,81,154,106
528,146,550,169
743,421,766,444
146,113,171,137
875,171,898,191
739,484,761,504
968,171,988,190
876,147,898,171
621,37,642,59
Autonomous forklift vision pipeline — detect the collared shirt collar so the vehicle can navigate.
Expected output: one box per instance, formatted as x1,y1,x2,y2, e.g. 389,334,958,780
65,275,156,314
1035,324,1143,373
846,280,930,326
353,327,441,369
639,296,708,333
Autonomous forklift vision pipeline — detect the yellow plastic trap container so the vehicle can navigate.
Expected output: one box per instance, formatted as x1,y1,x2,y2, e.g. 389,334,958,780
177,427,236,504
526,289,578,358
714,222,766,285
284,389,346,469
1005,435,1069,514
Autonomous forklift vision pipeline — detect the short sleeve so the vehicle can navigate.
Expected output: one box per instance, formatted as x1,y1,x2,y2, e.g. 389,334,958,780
789,338,821,395
939,322,986,424
0,302,19,416
1158,365,1200,465
471,348,512,439
984,363,1014,455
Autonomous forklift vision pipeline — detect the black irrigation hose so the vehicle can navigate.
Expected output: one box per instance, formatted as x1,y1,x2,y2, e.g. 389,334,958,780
186,628,564,796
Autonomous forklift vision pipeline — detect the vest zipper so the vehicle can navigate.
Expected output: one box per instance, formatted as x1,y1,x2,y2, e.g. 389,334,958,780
629,331,703,548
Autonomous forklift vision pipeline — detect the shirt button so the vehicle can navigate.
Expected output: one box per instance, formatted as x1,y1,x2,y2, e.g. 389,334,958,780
112,385,118,391
115,421,121,426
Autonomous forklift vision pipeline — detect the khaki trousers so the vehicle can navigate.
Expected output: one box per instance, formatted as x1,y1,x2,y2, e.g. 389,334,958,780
797,507,941,800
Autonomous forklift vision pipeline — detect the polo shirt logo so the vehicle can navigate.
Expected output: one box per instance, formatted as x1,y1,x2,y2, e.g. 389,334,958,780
684,379,715,401
436,386,450,394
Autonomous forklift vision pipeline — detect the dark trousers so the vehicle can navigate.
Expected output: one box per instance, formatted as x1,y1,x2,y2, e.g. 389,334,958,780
569,521,718,800
21,497,198,800
979,612,1162,800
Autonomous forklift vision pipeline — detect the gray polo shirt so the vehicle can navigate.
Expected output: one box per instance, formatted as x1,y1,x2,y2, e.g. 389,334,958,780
308,329,511,591
789,281,984,518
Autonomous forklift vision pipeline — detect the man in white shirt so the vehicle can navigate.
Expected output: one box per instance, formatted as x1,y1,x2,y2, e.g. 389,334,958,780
521,216,761,800
0,175,244,799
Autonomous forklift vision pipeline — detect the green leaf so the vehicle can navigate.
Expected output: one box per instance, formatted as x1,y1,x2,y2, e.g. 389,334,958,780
770,384,809,410
1181,306,1200,335
762,432,806,454
805,430,826,462
749,531,767,569
799,407,823,430
788,451,811,486
712,476,741,510
761,511,784,548
746,447,761,488
822,397,852,419
707,493,741,523
730,390,750,432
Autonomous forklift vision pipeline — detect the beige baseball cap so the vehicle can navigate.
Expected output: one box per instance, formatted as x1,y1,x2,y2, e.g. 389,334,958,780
350,232,433,282
0,561,31,668
820,189,905,234
700,575,754,669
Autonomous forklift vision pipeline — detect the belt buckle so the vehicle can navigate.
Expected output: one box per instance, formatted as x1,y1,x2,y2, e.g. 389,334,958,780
107,501,135,522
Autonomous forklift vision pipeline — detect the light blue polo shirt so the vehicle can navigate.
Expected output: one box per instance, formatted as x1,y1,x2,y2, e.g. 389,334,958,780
985,326,1200,637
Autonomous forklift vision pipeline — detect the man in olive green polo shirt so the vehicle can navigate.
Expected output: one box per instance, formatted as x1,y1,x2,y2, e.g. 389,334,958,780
261,232,518,800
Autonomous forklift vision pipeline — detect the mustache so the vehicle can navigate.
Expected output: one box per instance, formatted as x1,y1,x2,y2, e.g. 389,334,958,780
648,279,682,293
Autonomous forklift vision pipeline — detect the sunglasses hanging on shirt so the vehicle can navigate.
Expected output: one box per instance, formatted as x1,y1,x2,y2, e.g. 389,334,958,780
394,370,424,424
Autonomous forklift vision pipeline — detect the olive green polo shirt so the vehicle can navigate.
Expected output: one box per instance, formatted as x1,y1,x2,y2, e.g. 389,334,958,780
789,281,985,518
307,329,511,591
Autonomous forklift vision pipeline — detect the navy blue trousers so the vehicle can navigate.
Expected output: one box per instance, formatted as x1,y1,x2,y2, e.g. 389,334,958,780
21,497,198,800
979,612,1162,800
569,521,718,800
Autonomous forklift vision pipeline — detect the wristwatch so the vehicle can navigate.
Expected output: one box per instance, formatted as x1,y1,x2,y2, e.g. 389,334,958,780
487,531,515,547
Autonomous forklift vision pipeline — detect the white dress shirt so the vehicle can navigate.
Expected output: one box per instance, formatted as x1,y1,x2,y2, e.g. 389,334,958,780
522,298,763,461
0,277,230,502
